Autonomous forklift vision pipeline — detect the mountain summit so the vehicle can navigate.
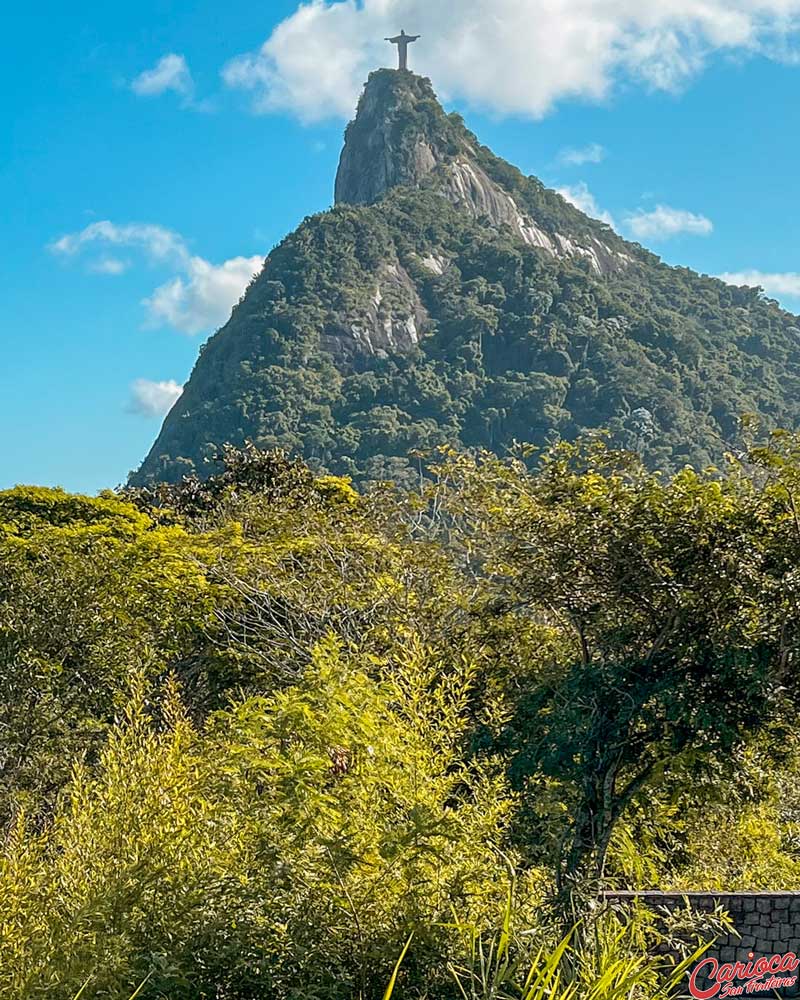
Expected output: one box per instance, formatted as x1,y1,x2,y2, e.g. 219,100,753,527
335,71,457,206
335,71,627,275
133,70,800,485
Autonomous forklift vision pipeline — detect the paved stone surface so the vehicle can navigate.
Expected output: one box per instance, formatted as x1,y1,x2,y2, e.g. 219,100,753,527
605,892,800,998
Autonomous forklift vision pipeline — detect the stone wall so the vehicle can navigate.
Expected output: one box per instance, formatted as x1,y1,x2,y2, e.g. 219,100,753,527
605,892,800,997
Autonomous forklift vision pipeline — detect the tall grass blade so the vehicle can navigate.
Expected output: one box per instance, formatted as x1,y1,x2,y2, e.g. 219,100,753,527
383,933,414,1000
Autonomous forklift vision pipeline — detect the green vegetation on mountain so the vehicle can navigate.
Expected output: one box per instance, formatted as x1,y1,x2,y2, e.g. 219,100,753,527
134,70,800,486
5,437,800,996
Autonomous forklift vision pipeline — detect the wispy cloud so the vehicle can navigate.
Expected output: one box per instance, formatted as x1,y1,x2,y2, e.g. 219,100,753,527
50,221,264,335
51,221,188,262
556,182,615,228
718,270,800,298
558,143,606,166
222,0,800,121
625,205,713,240
89,257,129,276
127,378,183,418
132,54,194,100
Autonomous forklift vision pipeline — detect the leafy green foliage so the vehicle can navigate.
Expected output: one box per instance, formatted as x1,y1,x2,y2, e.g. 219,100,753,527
0,643,515,1000
427,437,800,886
0,486,227,818
446,886,712,1000
6,438,800,995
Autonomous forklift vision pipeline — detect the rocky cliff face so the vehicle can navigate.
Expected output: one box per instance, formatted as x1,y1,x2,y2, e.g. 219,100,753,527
319,258,428,362
334,71,457,206
438,157,630,274
323,70,629,360
335,70,628,276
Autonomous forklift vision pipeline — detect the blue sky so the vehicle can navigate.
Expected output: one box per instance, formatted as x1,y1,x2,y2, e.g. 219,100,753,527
2,0,799,494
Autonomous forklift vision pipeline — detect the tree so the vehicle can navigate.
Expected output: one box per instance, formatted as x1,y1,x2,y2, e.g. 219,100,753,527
435,440,800,892
0,487,223,818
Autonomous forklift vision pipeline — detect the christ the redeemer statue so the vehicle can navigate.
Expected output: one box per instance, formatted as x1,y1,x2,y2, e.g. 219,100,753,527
386,29,420,71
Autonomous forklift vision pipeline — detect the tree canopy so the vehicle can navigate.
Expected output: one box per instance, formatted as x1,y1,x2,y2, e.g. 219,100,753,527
4,440,800,997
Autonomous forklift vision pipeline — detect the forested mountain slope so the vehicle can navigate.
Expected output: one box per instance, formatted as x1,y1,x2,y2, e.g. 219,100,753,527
133,69,800,485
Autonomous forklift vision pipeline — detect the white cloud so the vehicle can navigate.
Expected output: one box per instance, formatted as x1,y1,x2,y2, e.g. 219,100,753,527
128,379,183,418
625,205,713,240
557,182,616,227
221,0,800,121
144,254,264,335
132,54,194,99
718,270,800,297
50,221,264,335
89,257,129,275
50,221,188,263
558,143,606,166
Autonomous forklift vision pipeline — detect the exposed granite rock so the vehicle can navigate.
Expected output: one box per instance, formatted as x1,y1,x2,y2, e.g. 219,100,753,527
335,70,628,275
319,260,428,362
416,252,449,276
438,157,629,275
334,71,457,207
